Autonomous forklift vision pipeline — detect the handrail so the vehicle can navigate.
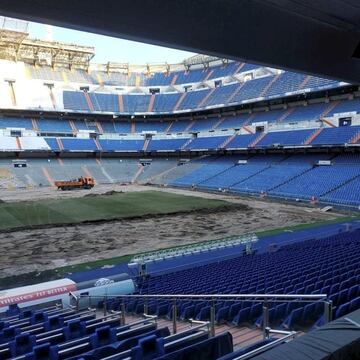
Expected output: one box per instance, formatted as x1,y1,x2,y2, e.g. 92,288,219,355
78,292,332,338
234,331,297,360
69,291,79,311
80,293,327,300
131,233,258,263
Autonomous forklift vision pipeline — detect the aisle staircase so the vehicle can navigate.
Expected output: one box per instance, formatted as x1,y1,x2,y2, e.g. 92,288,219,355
304,128,323,145
181,138,194,150
277,107,295,123
298,75,311,89
350,131,360,144
118,94,124,112
321,100,339,118
173,92,187,111
143,138,150,151
84,92,95,111
259,74,280,97
212,117,225,130
198,88,216,107
56,138,64,151
220,134,236,148
148,94,155,112
132,164,145,183
249,132,267,147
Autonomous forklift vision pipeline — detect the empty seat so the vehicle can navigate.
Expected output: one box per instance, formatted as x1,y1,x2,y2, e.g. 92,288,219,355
63,319,86,341
9,333,36,356
24,342,57,360
335,303,350,319
89,325,118,349
349,297,360,312
282,307,303,329
232,307,251,326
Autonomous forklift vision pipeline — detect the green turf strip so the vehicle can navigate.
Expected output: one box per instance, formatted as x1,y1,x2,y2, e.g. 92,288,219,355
0,191,229,231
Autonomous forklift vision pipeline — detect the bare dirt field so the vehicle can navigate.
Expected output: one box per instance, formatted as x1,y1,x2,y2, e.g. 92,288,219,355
0,184,347,277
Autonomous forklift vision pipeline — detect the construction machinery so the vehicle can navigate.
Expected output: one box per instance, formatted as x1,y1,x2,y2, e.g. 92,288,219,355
54,176,95,190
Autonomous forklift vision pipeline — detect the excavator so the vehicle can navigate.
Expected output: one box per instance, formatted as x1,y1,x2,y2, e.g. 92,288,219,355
54,176,95,190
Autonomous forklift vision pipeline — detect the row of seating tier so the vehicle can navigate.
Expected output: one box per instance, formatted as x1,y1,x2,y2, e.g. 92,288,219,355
135,231,360,330
169,154,360,206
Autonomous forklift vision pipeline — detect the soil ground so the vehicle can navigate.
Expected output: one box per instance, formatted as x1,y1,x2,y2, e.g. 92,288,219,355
0,184,347,278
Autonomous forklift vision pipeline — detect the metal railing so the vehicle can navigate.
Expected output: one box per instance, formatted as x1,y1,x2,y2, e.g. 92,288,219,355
78,293,332,340
235,329,297,360
130,233,258,264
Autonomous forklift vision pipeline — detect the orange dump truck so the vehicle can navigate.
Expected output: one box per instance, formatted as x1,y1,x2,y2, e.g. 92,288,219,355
54,176,95,190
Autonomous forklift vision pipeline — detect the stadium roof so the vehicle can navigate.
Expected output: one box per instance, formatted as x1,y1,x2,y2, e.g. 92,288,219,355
0,0,359,83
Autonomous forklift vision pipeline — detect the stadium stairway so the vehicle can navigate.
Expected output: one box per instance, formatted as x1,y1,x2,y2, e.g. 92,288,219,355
96,121,104,134
118,94,124,112
321,117,336,128
227,82,246,104
56,138,65,151
319,172,360,199
184,120,196,132
298,75,311,89
197,163,238,188
124,313,266,350
203,69,214,82
227,164,272,190
350,131,360,144
7,81,17,106
131,121,136,133
249,133,267,148
304,128,323,145
148,94,155,112
277,107,295,123
266,166,315,194
94,138,102,151
132,164,145,183
143,138,151,152
259,73,280,97
180,138,194,150
84,92,95,112
242,125,254,134
69,120,77,133
321,100,339,117
164,121,174,133
220,134,236,148
31,118,39,131
170,73,178,85
244,113,256,126
48,86,57,109
212,117,225,130
172,92,186,112
41,166,55,186
95,159,115,183
198,88,216,107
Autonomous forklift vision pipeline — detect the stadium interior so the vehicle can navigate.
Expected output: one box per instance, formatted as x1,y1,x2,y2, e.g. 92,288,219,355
0,6,359,360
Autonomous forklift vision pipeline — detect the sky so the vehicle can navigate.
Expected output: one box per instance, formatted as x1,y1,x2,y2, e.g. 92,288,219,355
27,21,196,65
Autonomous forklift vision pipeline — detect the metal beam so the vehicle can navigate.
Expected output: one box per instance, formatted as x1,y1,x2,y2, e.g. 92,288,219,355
0,0,359,82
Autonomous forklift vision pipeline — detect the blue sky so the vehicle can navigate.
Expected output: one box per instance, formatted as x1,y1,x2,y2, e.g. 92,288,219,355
28,21,196,65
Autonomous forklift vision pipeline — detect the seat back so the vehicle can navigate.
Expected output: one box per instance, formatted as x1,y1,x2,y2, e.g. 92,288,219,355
63,319,86,341
9,333,36,356
89,325,117,349
130,335,165,360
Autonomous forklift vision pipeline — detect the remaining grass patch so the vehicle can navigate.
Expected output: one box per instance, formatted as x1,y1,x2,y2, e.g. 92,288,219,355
0,190,233,231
